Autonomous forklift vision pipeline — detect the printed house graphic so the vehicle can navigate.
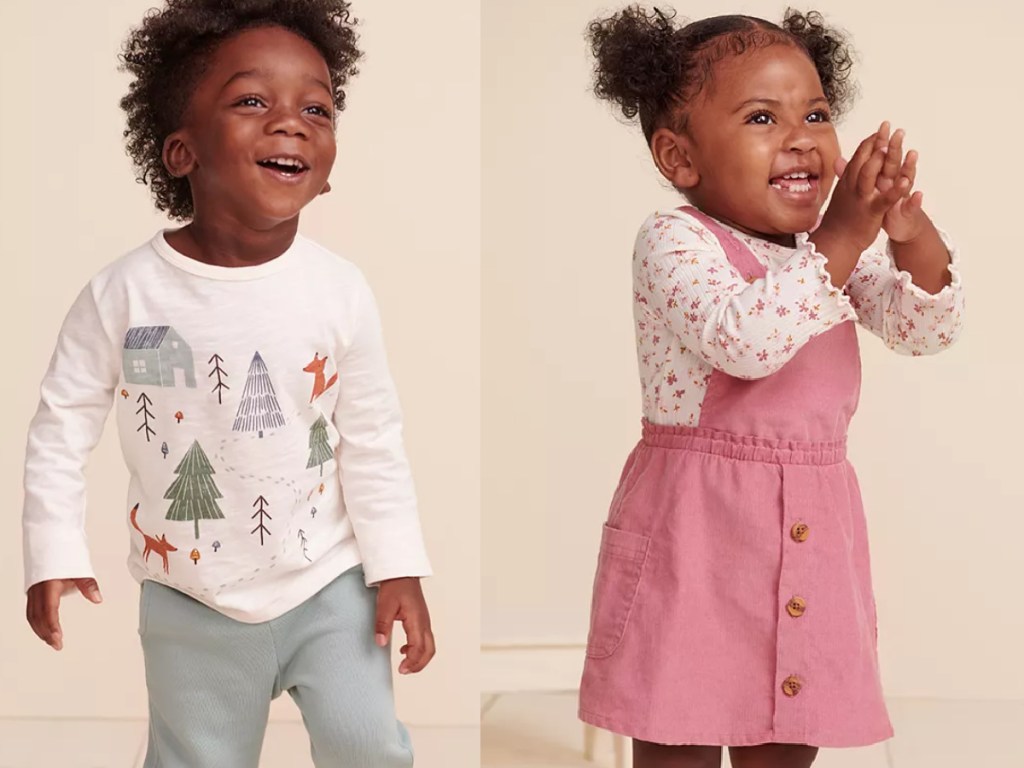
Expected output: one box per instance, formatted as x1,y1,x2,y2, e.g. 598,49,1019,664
123,326,197,388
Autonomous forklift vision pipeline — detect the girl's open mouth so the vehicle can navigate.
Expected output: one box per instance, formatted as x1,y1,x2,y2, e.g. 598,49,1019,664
769,172,819,202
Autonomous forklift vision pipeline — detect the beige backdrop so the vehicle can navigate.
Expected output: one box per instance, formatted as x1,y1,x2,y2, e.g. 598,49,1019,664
0,0,479,726
482,0,1021,700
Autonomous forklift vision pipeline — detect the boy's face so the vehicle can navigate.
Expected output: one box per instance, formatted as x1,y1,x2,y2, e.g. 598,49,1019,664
164,25,337,227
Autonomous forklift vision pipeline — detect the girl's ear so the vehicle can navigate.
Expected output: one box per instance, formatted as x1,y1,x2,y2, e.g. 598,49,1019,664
650,127,699,189
162,130,197,178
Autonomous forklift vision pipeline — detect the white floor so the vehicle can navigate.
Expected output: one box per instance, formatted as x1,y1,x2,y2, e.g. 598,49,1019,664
481,692,1024,768
0,719,479,768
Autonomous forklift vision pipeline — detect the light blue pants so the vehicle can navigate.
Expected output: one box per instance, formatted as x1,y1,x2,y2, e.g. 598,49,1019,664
138,566,413,767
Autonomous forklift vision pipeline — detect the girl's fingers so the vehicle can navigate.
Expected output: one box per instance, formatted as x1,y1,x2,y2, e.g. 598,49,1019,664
900,150,918,192
858,146,888,197
844,129,884,183
881,129,904,181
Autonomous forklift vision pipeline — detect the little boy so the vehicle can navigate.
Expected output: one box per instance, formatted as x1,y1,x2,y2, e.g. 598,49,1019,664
22,2,434,766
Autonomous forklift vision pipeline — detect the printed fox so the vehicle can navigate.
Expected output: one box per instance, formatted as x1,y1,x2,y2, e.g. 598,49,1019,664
304,353,338,403
130,503,178,574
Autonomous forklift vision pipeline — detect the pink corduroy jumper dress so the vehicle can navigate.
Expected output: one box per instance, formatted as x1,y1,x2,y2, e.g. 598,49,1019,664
578,207,894,748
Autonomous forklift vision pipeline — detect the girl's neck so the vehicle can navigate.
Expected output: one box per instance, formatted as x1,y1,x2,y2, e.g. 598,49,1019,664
688,205,798,248
164,215,300,268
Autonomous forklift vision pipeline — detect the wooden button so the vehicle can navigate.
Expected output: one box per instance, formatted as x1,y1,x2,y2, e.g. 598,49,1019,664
782,675,803,697
786,597,807,618
790,523,809,542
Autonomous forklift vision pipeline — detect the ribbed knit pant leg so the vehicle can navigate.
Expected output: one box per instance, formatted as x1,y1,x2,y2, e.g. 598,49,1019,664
139,581,275,768
274,566,414,768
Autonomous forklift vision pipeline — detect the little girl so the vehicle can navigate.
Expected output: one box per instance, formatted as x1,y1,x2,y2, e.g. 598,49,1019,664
578,7,964,768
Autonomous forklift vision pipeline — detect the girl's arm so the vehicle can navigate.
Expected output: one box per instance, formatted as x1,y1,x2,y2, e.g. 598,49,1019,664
839,226,964,355
636,210,858,380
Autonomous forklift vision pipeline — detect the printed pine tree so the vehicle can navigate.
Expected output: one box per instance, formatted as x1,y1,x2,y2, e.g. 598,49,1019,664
232,351,286,438
306,415,332,477
164,440,224,539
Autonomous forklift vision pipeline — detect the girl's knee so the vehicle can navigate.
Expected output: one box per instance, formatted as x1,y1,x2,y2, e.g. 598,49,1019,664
633,740,722,768
728,743,818,768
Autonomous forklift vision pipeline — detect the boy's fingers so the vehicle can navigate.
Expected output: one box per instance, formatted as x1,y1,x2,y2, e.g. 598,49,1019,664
374,594,399,647
74,578,103,604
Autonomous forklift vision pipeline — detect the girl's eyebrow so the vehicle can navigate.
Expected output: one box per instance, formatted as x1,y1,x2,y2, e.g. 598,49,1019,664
220,68,332,98
733,96,829,113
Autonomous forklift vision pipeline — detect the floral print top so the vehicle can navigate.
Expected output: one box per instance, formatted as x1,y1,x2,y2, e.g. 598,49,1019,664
634,207,965,425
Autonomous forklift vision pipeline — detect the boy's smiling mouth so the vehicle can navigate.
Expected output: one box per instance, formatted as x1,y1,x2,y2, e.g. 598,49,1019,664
256,154,311,180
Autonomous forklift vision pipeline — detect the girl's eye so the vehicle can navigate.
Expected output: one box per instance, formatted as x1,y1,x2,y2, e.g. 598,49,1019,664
306,105,332,118
747,112,774,125
236,95,265,108
807,110,831,123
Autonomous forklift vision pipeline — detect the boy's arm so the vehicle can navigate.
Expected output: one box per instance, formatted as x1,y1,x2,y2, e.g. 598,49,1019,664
23,283,121,591
332,271,432,587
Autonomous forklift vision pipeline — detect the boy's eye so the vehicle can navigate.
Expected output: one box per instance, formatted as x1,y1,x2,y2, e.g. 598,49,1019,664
305,105,333,118
747,111,774,125
236,95,265,108
807,110,831,123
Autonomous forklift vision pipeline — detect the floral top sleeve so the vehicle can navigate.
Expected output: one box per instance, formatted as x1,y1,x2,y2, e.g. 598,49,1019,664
835,231,964,355
633,208,965,424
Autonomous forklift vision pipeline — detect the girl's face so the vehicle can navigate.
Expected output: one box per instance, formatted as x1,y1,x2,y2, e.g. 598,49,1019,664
657,43,840,245
165,25,337,227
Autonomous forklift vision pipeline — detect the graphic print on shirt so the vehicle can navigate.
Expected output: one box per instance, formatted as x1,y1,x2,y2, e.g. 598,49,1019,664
297,529,312,562
136,392,156,442
130,503,178,574
208,354,229,405
123,326,197,389
303,352,338,402
165,439,225,539
306,415,333,477
251,495,272,545
232,351,286,438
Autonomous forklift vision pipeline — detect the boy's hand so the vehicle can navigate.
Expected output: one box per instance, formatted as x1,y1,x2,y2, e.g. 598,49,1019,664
374,577,435,674
26,578,103,651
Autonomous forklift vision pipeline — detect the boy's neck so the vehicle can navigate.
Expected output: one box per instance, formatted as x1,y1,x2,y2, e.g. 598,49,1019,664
164,215,300,268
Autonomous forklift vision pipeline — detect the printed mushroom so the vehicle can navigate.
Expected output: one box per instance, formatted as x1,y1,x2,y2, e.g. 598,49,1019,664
212,541,221,553
120,389,129,399
190,548,200,565
175,411,184,423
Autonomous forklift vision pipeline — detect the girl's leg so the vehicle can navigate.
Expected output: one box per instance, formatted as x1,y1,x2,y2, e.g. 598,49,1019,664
728,743,819,768
633,740,723,768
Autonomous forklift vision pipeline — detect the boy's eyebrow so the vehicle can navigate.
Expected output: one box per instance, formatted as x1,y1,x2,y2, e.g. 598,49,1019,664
733,96,829,113
221,68,333,99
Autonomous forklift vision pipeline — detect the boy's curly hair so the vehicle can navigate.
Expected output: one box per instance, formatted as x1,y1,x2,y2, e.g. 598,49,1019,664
118,0,361,221
587,6,856,142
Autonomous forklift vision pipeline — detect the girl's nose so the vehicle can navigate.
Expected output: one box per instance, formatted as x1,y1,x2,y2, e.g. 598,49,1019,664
787,125,816,153
266,108,308,139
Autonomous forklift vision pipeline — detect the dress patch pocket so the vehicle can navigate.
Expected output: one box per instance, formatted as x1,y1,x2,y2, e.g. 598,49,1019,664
585,524,650,660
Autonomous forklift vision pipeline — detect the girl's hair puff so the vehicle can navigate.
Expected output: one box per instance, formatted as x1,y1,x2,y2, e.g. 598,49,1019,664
587,5,855,142
118,0,362,221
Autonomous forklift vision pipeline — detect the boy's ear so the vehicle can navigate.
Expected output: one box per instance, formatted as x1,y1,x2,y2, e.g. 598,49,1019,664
319,180,332,195
651,128,699,189
162,130,197,178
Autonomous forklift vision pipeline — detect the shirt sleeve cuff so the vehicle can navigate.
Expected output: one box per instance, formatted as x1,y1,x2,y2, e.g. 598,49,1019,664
23,524,95,592
885,227,963,303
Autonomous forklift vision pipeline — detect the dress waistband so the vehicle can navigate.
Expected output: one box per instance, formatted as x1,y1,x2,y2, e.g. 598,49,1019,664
641,421,847,466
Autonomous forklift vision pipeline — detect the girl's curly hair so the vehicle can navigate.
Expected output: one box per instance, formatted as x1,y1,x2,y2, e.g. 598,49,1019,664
587,6,856,142
118,0,361,221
